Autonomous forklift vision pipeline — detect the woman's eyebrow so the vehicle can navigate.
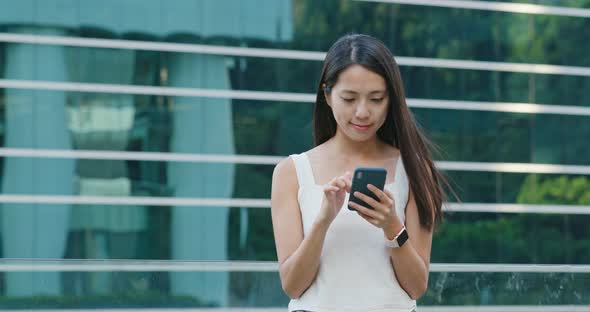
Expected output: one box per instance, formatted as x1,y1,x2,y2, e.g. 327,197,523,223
341,90,386,94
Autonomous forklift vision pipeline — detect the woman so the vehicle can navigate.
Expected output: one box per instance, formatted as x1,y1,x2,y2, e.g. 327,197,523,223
271,34,450,312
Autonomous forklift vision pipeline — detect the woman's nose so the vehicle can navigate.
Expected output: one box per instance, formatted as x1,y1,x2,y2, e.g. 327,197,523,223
355,103,370,119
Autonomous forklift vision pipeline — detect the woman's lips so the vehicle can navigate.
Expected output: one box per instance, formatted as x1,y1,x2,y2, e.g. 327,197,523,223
350,122,372,131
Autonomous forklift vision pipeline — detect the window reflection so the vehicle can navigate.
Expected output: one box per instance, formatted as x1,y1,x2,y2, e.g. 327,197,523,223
0,0,588,308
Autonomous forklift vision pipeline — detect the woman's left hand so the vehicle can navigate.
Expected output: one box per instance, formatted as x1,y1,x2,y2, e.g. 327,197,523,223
348,184,402,233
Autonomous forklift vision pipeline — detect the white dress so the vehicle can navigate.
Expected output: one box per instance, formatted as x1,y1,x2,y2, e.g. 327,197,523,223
287,152,417,312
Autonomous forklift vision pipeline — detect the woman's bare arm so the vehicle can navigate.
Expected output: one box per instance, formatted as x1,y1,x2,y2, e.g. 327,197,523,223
270,158,331,299
387,189,433,300
349,182,433,300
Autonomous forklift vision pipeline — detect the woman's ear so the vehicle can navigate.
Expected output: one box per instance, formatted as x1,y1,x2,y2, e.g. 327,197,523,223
323,84,332,107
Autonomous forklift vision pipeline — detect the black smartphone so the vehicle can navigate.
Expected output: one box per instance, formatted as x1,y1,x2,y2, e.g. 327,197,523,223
347,167,387,211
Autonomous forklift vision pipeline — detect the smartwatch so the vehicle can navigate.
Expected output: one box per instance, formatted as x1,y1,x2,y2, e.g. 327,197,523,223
384,226,409,248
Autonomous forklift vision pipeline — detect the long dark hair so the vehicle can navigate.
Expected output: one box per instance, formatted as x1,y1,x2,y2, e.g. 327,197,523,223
314,34,454,230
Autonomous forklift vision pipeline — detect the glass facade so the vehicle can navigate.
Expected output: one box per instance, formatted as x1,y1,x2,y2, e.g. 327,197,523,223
0,0,589,310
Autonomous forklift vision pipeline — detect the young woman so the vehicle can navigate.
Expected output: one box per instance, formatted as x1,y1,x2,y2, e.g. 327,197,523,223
271,34,449,312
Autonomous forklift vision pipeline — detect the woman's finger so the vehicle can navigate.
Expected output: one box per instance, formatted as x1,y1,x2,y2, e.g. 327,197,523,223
324,185,339,193
357,211,381,226
337,177,349,189
349,201,383,220
367,184,391,205
353,191,382,210
383,189,396,210
330,177,344,189
342,173,352,192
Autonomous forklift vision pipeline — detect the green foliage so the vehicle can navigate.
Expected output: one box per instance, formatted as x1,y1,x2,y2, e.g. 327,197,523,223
518,175,590,205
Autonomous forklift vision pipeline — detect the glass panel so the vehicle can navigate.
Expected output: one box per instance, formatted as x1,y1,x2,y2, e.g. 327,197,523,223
0,265,588,308
4,1,589,65
1,153,589,204
434,212,590,264
1,90,590,164
3,44,590,109
446,172,590,204
1,205,589,264
1,0,589,309
416,109,590,165
423,271,590,306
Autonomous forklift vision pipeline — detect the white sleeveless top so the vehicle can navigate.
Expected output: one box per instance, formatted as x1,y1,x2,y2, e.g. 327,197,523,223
287,152,417,312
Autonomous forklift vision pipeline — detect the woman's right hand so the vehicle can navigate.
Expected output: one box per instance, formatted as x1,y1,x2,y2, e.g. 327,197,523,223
318,171,352,224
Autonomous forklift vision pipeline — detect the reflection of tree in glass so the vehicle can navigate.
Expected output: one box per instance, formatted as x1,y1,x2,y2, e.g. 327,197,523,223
518,175,590,206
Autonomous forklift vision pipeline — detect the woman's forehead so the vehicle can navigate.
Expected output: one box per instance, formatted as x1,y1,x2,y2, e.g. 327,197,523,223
334,65,386,92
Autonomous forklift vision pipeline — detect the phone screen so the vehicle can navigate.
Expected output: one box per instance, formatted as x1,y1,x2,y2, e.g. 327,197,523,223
347,167,387,210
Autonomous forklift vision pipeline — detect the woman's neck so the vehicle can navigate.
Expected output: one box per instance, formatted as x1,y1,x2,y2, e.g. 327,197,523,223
327,129,385,160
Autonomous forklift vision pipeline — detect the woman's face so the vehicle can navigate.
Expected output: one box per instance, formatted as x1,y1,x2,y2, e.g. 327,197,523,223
325,64,389,142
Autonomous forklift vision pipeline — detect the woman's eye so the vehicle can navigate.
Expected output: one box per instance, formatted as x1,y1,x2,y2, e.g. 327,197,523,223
371,98,384,103
341,97,355,102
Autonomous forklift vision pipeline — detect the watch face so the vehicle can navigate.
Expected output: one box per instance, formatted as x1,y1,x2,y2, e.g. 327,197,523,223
397,229,409,247
385,227,408,248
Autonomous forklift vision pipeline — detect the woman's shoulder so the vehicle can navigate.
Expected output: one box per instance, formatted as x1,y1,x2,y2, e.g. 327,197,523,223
273,155,297,183
275,144,322,176
302,145,323,161
271,157,300,204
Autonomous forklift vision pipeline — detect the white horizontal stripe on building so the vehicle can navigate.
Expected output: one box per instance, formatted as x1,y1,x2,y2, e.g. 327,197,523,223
397,56,590,76
2,33,590,76
2,306,590,312
420,306,590,312
436,160,590,175
1,259,589,273
409,98,590,116
1,148,589,175
0,260,278,272
0,194,272,208
0,148,284,165
0,32,326,61
1,194,590,215
2,79,590,117
358,0,590,18
430,263,590,273
0,79,315,103
444,203,590,215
